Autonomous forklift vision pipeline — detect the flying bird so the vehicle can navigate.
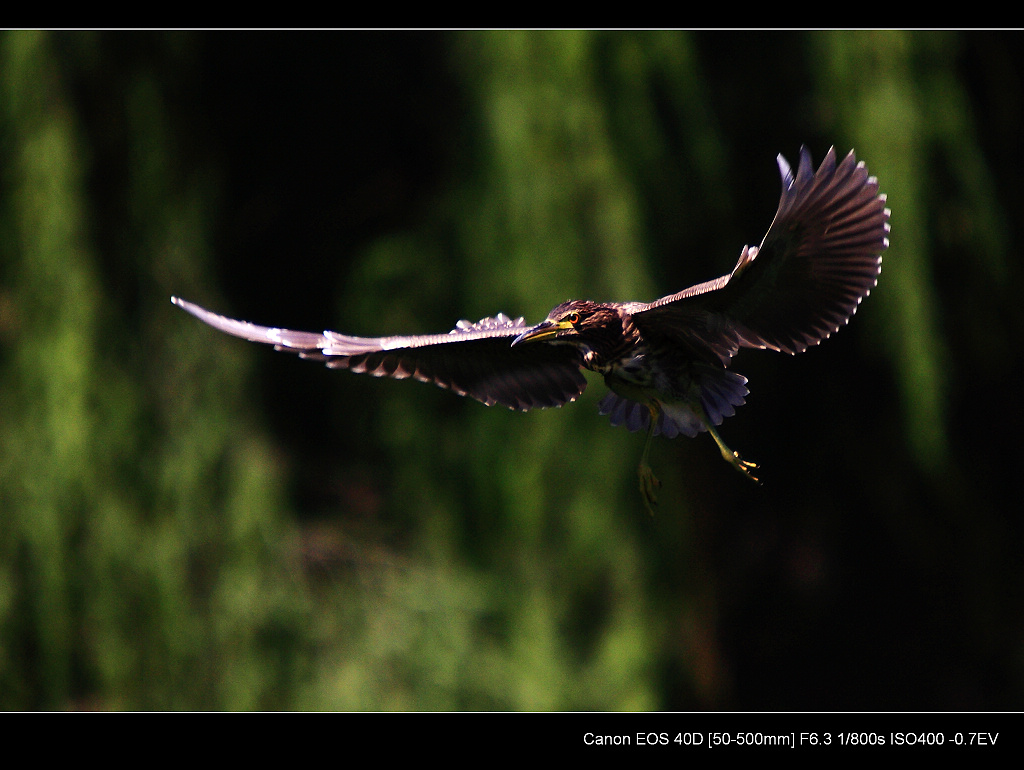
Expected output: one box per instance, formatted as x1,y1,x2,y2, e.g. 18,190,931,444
173,146,889,512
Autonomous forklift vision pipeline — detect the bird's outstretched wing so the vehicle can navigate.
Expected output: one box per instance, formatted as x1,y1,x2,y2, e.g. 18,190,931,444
631,146,890,363
171,297,587,411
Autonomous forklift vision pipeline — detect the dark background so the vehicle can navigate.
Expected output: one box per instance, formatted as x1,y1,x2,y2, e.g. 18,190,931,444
1,30,1021,711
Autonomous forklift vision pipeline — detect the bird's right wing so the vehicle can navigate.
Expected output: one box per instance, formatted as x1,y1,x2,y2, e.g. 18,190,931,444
172,297,587,411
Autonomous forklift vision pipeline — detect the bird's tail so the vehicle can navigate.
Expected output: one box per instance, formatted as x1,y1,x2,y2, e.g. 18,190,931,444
598,367,749,438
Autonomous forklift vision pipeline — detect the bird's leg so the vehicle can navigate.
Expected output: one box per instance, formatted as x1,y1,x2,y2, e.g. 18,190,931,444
637,407,661,515
705,421,761,484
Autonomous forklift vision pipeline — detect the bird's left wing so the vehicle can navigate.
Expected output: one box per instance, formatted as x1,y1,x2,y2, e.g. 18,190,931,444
629,147,889,363
172,297,587,411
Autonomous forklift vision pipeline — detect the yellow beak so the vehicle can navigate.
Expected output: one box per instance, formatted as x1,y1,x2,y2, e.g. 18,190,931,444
511,320,574,346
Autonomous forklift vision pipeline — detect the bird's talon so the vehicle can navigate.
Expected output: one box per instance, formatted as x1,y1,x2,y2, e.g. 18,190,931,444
731,452,761,484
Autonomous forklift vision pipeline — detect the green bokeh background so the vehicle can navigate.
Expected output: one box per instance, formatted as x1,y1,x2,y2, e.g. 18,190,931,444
1,30,1020,710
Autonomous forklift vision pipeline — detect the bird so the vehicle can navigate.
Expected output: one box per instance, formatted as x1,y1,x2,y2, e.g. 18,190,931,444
173,146,889,513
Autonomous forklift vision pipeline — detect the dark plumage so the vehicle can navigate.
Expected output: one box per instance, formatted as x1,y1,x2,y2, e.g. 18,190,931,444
173,146,889,511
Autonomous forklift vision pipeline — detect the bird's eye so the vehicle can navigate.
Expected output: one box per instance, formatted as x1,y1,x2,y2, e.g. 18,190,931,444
565,311,581,326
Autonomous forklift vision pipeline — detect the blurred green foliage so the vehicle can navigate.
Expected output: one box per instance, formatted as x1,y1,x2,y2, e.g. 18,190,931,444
0,30,1021,710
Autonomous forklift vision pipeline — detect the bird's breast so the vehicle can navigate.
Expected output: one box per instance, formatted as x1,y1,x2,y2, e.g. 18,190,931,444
594,347,659,397
602,352,649,381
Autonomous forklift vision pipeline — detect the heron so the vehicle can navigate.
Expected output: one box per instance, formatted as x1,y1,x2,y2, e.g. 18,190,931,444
173,146,889,512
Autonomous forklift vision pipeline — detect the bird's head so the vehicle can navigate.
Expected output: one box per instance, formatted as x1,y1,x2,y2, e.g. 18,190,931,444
512,300,626,358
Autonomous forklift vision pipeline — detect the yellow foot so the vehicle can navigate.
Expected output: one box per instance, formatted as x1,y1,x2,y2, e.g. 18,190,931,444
706,422,762,485
727,451,761,484
638,463,662,515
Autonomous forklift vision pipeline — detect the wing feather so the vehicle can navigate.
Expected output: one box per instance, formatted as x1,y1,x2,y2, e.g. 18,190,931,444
631,146,890,361
171,297,586,410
